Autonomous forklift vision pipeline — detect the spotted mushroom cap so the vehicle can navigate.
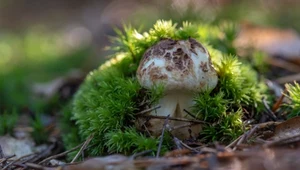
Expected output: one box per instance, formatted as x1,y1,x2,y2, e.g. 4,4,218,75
137,38,218,92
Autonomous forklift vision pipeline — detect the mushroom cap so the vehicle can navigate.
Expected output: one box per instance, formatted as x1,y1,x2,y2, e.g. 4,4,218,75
137,38,218,92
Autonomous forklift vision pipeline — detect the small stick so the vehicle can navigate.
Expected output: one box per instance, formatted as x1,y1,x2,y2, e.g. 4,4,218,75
226,135,243,149
172,137,184,150
2,153,37,170
232,125,259,150
130,150,152,159
136,106,161,116
25,162,44,170
0,155,15,164
71,134,94,163
39,142,84,164
233,134,246,151
28,143,56,163
179,140,200,153
264,133,300,147
272,89,287,112
183,109,197,119
275,73,300,84
244,125,258,141
0,145,4,159
142,123,152,137
253,121,282,129
139,115,208,124
262,97,278,121
156,115,170,158
267,57,300,73
169,122,197,131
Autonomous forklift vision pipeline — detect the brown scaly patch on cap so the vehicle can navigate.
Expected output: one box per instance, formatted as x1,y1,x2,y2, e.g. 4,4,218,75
160,39,178,50
164,52,172,60
189,38,206,53
207,53,216,70
166,65,173,72
200,61,209,72
152,45,165,56
173,48,184,56
149,67,168,81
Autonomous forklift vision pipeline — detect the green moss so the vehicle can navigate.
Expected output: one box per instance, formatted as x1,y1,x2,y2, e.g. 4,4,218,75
105,128,159,155
0,109,19,135
30,112,50,144
200,108,243,142
70,20,268,156
59,103,81,160
285,82,300,118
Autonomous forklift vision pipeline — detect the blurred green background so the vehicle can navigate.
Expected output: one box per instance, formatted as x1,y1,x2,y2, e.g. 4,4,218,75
0,0,300,115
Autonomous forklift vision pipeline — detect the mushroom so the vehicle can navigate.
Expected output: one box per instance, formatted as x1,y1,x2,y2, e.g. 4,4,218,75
136,38,218,139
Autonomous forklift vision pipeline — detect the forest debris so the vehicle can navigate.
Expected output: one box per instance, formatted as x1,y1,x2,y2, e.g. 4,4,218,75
71,134,94,163
266,57,300,73
272,116,300,140
275,72,300,84
36,148,300,170
39,143,83,165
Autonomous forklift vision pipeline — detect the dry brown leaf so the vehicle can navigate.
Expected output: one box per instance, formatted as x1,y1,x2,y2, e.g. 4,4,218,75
40,148,300,170
272,116,300,140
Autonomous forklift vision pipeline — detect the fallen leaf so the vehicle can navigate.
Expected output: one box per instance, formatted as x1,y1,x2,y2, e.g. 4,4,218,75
272,116,300,140
41,148,300,170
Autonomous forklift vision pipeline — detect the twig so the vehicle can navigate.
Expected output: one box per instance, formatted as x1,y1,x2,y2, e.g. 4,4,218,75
232,125,259,150
169,122,197,132
28,143,56,163
244,125,258,141
262,97,278,121
0,155,15,165
0,145,3,159
183,109,197,119
156,115,170,158
272,89,287,112
179,139,200,153
233,134,246,151
267,57,300,73
136,106,161,116
2,153,37,170
11,162,27,169
253,121,282,129
138,115,208,124
71,134,94,163
25,162,44,170
39,142,84,165
264,133,300,147
275,73,300,84
226,135,243,149
172,136,184,150
130,150,152,159
142,123,152,137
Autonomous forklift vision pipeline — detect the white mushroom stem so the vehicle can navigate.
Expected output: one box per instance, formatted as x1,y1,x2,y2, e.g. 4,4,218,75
152,92,194,118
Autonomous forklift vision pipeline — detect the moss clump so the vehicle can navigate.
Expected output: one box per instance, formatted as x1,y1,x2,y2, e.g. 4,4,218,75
0,109,19,135
68,20,268,156
285,82,300,118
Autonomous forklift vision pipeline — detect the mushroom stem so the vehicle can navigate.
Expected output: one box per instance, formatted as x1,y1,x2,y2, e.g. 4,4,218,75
151,92,194,119
150,92,200,138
